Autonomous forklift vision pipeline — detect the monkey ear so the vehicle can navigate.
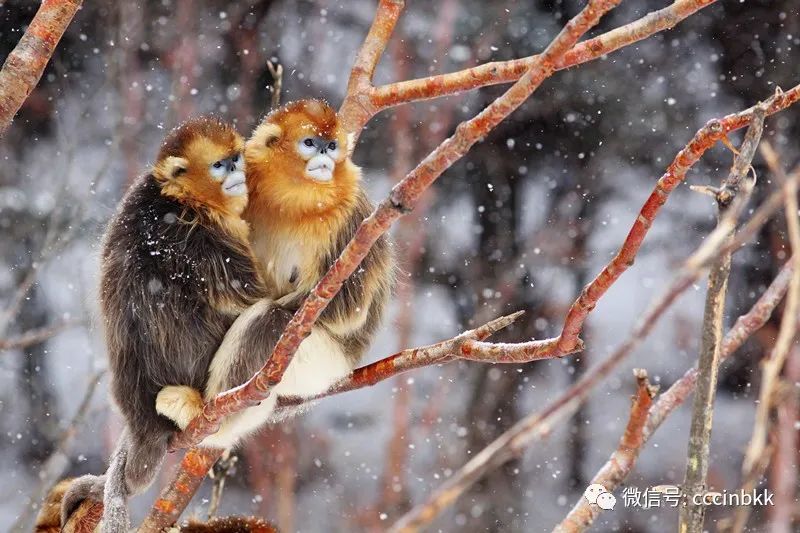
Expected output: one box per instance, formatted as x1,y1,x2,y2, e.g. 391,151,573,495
154,156,189,181
346,132,357,157
253,122,282,147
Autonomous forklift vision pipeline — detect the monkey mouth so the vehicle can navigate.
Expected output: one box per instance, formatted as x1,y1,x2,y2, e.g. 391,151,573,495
305,155,335,182
306,165,333,182
222,172,247,196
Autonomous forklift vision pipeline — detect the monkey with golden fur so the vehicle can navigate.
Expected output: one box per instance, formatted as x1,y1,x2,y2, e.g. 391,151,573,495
156,100,395,443
60,117,297,532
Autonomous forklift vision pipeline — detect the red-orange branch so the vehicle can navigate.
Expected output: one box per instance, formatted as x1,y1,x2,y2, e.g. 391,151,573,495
71,447,224,533
276,312,523,412
554,370,657,533
169,0,622,453
0,0,82,136
138,448,223,532
339,0,405,138
388,89,800,530
340,0,719,133
459,82,800,360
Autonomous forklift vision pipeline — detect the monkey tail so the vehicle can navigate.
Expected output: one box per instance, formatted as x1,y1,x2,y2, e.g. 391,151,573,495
103,428,168,533
100,432,131,533
59,429,168,532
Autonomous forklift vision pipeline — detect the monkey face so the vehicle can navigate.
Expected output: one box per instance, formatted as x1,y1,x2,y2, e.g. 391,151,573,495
209,152,247,197
296,135,340,182
244,99,361,219
154,117,248,215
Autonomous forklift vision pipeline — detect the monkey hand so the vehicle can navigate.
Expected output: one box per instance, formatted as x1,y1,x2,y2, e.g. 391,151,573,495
156,385,204,430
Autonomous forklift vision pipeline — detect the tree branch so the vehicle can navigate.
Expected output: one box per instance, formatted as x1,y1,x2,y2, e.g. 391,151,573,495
277,312,523,411
679,103,766,533
137,448,224,532
730,147,800,533
553,370,657,532
0,0,82,136
353,0,719,131
338,0,406,136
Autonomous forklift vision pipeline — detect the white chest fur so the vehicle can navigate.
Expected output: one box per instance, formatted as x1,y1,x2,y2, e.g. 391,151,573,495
251,226,324,296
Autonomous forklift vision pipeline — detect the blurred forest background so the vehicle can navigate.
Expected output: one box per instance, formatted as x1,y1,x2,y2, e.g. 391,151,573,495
1,0,799,531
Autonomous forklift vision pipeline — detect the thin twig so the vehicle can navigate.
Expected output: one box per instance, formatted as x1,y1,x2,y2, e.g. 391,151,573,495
679,103,767,533
768,345,800,533
553,370,658,532
266,60,283,110
730,144,800,533
0,320,82,352
276,312,522,411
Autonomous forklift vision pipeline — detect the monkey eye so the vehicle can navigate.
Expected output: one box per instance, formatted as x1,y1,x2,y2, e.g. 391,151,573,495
328,141,337,151
209,160,227,180
303,138,314,147
231,154,239,163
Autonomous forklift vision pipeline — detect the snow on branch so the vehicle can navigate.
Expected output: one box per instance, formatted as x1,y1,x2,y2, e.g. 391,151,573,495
0,0,82,136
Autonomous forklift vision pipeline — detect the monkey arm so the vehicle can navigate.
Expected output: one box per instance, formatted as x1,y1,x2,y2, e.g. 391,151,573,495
317,191,396,360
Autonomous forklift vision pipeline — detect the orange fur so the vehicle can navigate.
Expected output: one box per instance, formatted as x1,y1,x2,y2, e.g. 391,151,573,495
244,100,359,240
154,117,250,242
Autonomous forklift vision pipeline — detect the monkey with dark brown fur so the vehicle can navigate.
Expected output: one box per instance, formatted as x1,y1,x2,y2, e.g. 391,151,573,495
157,100,396,442
61,117,289,532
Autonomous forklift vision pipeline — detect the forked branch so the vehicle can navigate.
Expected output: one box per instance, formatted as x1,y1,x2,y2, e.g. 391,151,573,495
339,0,720,133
